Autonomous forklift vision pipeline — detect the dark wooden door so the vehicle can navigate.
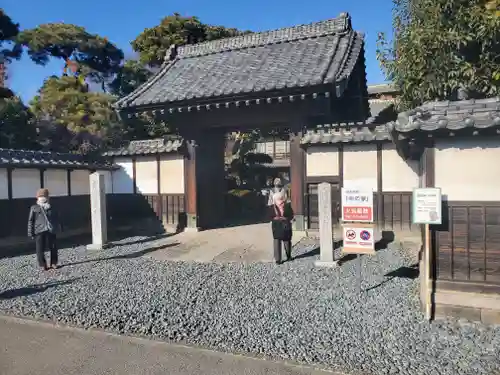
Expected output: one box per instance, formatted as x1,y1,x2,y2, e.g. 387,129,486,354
306,183,340,230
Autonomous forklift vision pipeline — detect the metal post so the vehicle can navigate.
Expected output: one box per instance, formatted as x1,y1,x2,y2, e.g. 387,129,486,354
424,223,432,320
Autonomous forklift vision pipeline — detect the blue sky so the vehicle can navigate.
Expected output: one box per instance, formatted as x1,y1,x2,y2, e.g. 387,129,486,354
3,0,393,103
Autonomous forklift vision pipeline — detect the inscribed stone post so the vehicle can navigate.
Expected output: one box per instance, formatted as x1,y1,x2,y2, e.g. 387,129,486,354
87,172,108,250
315,182,337,267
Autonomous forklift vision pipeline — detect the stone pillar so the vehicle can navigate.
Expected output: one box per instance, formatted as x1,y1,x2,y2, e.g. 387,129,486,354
315,182,337,267
87,172,108,250
289,132,306,232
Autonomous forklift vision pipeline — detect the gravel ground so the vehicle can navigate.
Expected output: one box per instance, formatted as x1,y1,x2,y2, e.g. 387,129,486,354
0,236,499,375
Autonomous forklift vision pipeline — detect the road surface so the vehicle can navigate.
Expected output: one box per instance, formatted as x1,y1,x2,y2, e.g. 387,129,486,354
0,315,337,375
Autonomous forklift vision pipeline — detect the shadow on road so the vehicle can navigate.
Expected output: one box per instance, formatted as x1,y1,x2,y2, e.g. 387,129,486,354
0,278,80,300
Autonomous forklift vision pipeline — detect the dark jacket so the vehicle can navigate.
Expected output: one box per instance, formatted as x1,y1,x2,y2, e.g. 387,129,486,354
271,203,294,241
28,204,61,237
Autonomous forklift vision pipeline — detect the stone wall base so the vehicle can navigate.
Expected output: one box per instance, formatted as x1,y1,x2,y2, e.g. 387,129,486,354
434,290,500,325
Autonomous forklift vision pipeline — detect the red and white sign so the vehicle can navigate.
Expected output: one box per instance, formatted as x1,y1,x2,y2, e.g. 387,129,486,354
341,188,373,222
342,224,375,255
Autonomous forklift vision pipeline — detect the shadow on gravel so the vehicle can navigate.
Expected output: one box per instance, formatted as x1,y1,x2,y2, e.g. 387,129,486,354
0,278,80,300
295,231,395,262
293,240,343,260
109,233,174,247
59,242,180,268
0,230,175,260
375,231,396,251
365,263,419,292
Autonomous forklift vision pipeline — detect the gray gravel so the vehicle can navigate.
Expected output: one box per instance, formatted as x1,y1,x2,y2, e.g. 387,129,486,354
0,236,499,375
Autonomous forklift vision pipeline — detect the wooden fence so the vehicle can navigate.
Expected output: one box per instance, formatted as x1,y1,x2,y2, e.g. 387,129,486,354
0,193,186,240
434,201,500,288
306,187,416,232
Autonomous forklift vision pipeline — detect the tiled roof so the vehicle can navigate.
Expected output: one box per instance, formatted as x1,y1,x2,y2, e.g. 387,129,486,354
301,125,391,145
103,138,184,156
301,99,395,144
115,13,365,109
389,97,500,133
0,148,115,169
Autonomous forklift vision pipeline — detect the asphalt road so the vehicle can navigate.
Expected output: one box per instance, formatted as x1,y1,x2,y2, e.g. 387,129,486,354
0,315,338,375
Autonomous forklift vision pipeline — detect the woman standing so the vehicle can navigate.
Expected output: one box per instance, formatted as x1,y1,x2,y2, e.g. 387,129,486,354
27,188,60,271
271,190,294,264
267,177,288,206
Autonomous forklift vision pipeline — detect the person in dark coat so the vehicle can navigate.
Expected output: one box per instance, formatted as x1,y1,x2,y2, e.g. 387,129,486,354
271,190,294,264
27,188,61,271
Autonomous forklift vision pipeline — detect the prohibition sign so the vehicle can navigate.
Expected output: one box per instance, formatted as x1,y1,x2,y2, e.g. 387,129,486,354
346,230,356,240
360,230,371,241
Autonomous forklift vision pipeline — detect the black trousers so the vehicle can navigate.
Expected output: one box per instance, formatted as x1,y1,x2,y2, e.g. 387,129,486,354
35,232,58,267
273,239,292,263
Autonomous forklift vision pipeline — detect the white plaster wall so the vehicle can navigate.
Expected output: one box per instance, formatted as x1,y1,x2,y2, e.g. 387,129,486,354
382,144,420,191
343,144,378,191
160,155,185,194
135,156,158,194
96,170,113,194
0,169,8,200
44,170,68,197
11,169,40,199
435,138,500,201
71,170,90,195
112,157,134,194
306,146,339,177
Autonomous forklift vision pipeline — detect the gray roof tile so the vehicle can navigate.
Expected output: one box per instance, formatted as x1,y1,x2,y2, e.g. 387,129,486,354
103,138,184,156
301,99,395,145
390,97,500,133
301,125,391,145
115,13,364,109
0,148,114,169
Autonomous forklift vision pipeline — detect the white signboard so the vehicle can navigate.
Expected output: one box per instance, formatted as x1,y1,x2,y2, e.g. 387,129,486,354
412,188,442,225
342,224,375,255
341,188,374,222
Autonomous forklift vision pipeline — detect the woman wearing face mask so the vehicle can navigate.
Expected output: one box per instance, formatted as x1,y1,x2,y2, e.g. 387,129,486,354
27,189,61,271
267,177,288,206
271,190,294,264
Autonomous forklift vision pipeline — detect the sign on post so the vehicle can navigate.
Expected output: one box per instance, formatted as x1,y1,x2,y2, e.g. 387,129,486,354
342,223,375,255
341,188,373,222
412,188,442,225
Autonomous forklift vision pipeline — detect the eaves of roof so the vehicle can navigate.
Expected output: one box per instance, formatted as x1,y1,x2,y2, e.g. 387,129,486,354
0,148,115,170
102,138,185,157
389,97,500,134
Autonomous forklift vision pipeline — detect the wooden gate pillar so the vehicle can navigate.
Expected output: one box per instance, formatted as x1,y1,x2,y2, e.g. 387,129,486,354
290,130,306,232
183,129,226,230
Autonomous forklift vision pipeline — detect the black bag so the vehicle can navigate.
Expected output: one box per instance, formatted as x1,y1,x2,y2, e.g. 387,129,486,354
272,205,292,240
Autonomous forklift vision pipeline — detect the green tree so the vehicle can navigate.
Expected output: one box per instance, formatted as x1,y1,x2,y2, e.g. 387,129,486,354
0,8,22,62
377,0,500,110
0,96,38,149
108,59,153,97
16,23,124,90
30,75,122,152
228,131,273,187
132,13,251,67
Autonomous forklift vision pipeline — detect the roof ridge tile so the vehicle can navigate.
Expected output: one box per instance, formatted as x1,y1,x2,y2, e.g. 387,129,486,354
177,12,352,59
